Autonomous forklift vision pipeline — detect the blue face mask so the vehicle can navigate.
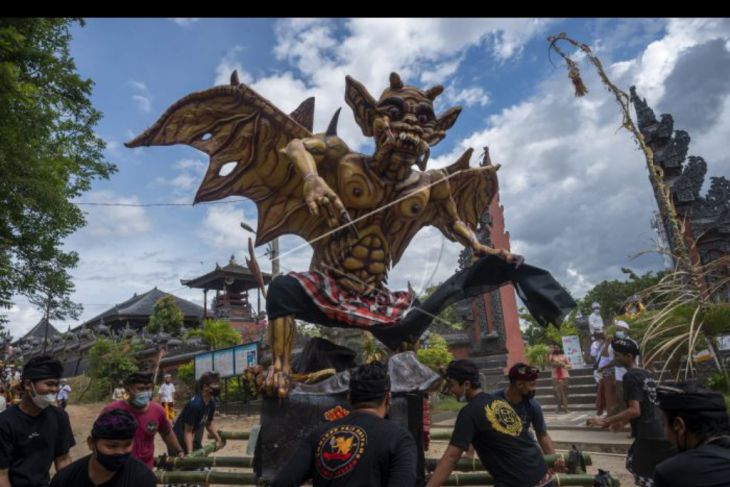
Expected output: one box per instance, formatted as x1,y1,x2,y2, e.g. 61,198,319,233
616,331,626,338
132,391,152,408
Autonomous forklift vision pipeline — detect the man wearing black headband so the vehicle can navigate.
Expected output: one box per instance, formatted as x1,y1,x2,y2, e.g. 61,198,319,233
428,360,557,487
271,362,417,487
0,355,75,487
653,382,730,487
587,337,675,486
50,409,156,487
496,363,560,456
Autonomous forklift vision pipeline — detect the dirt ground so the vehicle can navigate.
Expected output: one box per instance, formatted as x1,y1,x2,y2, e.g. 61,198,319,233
66,403,635,486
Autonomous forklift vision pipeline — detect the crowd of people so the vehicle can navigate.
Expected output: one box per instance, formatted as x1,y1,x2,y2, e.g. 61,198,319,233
0,355,223,487
0,348,727,487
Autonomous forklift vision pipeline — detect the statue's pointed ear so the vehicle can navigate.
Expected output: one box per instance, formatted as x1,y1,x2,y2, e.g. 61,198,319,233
436,106,461,132
345,75,378,137
430,106,462,145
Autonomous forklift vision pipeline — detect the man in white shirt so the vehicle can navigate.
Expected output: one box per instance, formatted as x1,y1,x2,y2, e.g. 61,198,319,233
57,378,72,409
158,373,176,421
608,320,639,415
588,302,604,335
591,330,617,416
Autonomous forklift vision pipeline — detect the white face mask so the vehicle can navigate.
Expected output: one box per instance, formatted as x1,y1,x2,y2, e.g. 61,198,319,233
616,331,626,338
30,383,56,409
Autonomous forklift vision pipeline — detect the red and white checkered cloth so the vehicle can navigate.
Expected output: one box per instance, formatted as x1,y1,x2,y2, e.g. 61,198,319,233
288,270,414,328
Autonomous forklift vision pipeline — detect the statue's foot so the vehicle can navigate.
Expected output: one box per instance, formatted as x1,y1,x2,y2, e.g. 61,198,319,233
291,368,337,384
260,365,290,399
397,340,419,352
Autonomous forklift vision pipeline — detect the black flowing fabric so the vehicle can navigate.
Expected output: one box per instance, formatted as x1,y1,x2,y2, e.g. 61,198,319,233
267,255,576,350
291,337,358,374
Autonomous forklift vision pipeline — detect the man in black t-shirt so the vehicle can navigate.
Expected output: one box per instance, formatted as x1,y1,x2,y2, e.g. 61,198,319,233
588,337,675,486
50,409,156,487
271,361,417,487
653,382,730,487
0,355,75,487
171,371,223,455
493,363,562,457
427,360,555,487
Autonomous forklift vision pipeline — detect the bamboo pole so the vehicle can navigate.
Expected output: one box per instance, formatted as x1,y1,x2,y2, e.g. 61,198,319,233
154,470,616,486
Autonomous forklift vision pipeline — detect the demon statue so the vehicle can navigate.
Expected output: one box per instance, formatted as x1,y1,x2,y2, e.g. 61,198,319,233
127,71,573,398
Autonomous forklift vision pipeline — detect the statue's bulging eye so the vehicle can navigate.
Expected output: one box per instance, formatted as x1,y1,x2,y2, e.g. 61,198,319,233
388,107,402,120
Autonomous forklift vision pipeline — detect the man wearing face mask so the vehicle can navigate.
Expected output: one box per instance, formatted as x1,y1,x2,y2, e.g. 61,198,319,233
495,363,560,457
171,371,224,455
602,320,635,416
0,355,75,487
102,372,183,469
587,337,675,486
272,361,417,487
427,360,558,487
653,382,730,487
49,409,156,487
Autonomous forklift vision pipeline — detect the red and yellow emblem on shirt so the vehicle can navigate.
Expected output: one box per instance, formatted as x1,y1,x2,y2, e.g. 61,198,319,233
485,399,522,437
323,405,350,421
315,425,367,479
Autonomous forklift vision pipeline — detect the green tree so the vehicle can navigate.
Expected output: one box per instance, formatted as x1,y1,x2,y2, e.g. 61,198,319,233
147,295,184,335
176,360,196,394
525,343,551,369
185,318,240,351
87,337,138,400
0,18,116,323
27,256,82,351
416,333,453,372
520,308,546,346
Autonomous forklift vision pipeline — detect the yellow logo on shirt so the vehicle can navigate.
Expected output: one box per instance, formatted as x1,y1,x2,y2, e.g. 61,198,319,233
485,400,522,437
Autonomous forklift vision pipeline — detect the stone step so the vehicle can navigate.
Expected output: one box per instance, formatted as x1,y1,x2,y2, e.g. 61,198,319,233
538,367,595,378
537,393,596,406
536,384,596,395
497,375,598,388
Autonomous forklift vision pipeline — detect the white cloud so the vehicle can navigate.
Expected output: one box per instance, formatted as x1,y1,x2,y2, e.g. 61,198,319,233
175,159,206,174
634,18,730,104
130,80,152,113
201,205,252,249
214,46,253,87
171,18,200,27
5,302,43,341
446,86,491,107
80,191,152,237
132,95,151,113
170,173,196,190
212,19,556,152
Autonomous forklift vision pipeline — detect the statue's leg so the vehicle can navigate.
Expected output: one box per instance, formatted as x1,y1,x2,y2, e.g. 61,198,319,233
265,314,295,399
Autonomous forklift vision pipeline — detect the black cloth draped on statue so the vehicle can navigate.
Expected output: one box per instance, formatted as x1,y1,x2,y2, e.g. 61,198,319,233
267,255,576,350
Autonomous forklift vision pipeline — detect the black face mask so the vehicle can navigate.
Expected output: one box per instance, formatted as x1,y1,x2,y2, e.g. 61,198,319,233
209,387,221,397
95,449,130,472
523,390,536,400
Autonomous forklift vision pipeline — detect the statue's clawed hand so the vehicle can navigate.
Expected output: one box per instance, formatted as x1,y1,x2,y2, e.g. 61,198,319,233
303,175,358,238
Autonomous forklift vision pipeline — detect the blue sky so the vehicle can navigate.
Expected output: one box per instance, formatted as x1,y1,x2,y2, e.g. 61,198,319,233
8,18,730,338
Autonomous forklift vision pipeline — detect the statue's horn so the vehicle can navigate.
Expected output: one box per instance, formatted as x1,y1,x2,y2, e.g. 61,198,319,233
389,72,403,90
326,108,342,136
426,85,444,100
230,70,240,86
